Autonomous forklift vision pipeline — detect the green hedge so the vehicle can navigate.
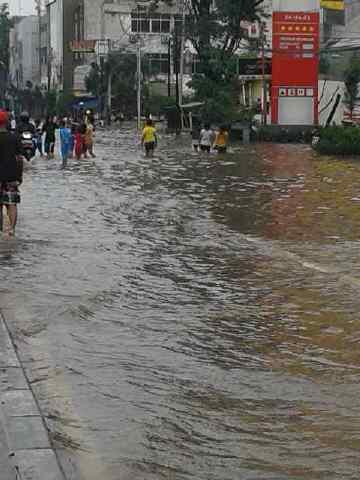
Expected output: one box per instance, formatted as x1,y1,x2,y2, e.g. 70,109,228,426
257,126,314,143
314,126,360,155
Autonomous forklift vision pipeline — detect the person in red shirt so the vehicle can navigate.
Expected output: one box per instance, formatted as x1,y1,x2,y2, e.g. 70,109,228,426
74,125,84,160
0,110,23,237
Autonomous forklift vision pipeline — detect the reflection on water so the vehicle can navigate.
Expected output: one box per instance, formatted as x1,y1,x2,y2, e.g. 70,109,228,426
1,130,360,479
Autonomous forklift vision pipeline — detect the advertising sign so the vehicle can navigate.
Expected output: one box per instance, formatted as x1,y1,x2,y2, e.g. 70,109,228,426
238,58,271,77
271,11,320,125
320,0,344,11
69,40,96,53
272,12,319,84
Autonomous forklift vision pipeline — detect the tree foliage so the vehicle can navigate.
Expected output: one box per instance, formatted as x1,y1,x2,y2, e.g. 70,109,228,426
86,54,146,116
0,3,11,69
0,3,12,98
344,56,360,119
85,0,266,122
185,0,266,122
187,0,265,56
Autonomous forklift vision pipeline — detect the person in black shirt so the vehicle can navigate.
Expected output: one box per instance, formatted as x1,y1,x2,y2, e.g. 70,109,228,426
0,110,23,237
16,111,36,136
42,116,58,158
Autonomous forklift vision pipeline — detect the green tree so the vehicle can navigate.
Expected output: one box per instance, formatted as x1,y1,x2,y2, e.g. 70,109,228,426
0,3,12,100
107,53,139,116
185,0,265,122
86,53,151,117
0,3,11,68
56,91,75,117
319,54,330,76
45,90,57,116
85,63,102,99
344,56,360,120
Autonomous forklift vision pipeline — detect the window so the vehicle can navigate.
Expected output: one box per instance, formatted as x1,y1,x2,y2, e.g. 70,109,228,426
74,3,85,61
174,14,189,34
146,54,169,75
191,56,202,74
157,14,171,33
131,10,171,34
74,4,84,41
131,11,150,33
41,47,47,65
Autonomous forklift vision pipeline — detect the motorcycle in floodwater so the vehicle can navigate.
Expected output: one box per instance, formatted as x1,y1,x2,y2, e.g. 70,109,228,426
21,131,36,161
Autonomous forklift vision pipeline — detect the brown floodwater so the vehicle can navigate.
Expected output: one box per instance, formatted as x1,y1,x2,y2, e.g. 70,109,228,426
1,129,360,479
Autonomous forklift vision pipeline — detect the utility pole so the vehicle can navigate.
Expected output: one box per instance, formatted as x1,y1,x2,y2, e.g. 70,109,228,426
100,0,108,123
35,0,42,86
167,37,171,97
261,22,267,126
46,1,51,92
179,0,186,129
107,69,112,125
137,40,141,130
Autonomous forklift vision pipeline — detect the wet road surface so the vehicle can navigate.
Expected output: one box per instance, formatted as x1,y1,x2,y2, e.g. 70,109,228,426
1,127,360,479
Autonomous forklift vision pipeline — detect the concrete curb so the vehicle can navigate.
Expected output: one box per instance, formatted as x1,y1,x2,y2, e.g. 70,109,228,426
0,311,66,480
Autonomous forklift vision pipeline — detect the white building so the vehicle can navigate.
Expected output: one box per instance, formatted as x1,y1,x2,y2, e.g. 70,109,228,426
44,0,183,95
9,16,40,89
48,0,64,90
72,0,182,95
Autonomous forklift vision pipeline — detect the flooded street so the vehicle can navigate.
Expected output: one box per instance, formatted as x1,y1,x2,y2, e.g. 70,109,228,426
1,127,360,479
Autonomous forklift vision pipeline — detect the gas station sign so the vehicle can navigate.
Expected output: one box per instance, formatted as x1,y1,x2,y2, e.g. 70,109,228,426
271,11,320,125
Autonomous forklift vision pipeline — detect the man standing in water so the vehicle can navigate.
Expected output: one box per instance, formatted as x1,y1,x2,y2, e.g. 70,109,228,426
42,116,58,158
0,110,23,237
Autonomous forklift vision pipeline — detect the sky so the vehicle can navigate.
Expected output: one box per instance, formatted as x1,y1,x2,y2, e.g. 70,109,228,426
9,0,35,16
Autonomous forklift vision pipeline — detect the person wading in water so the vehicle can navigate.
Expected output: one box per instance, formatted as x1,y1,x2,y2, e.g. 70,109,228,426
0,110,23,237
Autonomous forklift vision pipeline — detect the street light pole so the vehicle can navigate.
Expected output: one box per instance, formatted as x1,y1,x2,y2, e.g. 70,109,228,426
261,22,267,126
107,70,112,125
35,0,42,86
179,0,186,129
100,0,108,123
137,40,142,130
168,37,172,97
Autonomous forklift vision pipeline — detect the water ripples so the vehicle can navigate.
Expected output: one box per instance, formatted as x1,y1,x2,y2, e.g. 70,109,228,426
1,130,360,479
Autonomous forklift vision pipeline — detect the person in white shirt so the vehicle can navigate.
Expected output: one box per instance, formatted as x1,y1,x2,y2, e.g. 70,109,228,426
200,124,214,153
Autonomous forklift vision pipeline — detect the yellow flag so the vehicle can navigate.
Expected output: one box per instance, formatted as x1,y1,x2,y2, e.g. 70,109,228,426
321,0,344,10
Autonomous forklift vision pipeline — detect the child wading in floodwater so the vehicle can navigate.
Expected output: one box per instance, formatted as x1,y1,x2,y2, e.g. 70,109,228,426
214,125,229,154
74,125,84,160
84,119,96,158
59,120,72,168
141,119,157,158
199,123,214,153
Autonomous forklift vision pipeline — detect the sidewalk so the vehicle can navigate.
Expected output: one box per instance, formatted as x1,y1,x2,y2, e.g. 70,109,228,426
0,421,14,480
0,310,66,480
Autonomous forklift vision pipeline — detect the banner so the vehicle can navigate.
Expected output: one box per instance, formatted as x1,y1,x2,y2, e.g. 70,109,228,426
320,0,344,11
69,40,96,53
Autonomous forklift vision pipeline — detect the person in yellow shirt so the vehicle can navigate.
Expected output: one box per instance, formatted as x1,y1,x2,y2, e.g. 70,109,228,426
141,119,157,157
84,121,96,158
214,125,229,154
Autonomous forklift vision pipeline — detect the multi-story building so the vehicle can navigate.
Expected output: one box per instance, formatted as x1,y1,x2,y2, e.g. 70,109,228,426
9,16,40,89
321,0,360,77
46,0,82,92
46,0,182,97
323,0,360,42
39,13,49,87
